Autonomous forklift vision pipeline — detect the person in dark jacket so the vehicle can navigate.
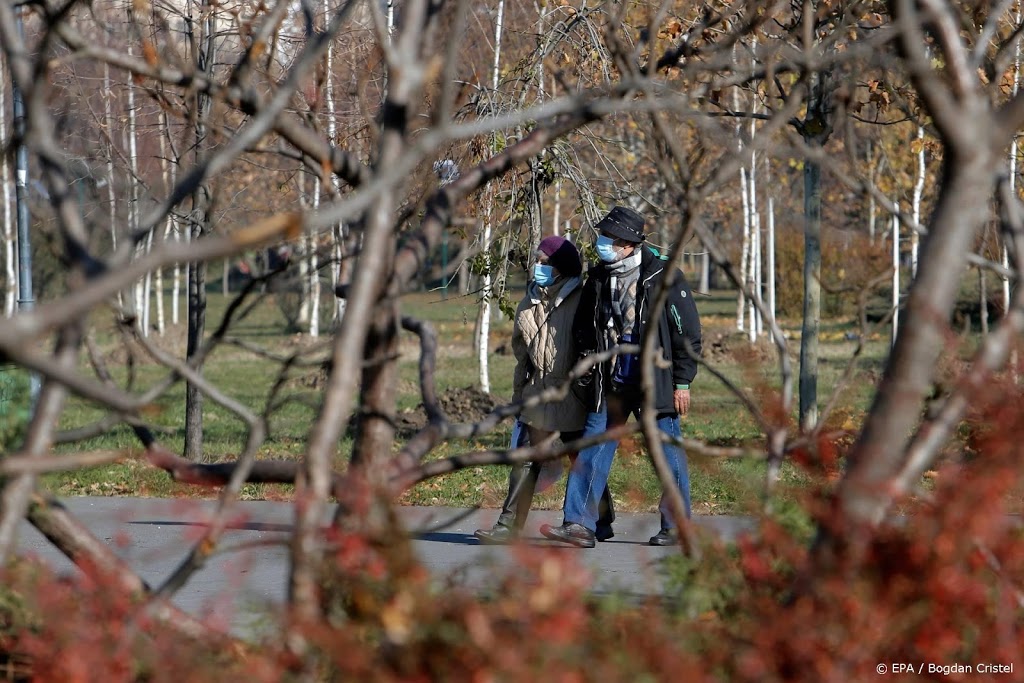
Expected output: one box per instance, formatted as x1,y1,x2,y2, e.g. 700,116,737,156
541,205,702,548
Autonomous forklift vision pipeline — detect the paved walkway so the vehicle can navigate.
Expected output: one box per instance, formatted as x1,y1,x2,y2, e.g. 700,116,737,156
15,497,755,639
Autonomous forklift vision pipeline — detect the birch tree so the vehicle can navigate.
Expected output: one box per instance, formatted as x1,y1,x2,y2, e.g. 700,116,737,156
474,0,506,395
2,2,1024,674
734,71,749,333
891,203,900,345
767,195,776,322
910,125,926,278
124,36,148,335
1,49,12,317
324,0,345,325
101,62,121,308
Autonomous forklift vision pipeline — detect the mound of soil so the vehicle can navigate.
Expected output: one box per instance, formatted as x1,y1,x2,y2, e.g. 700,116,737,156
436,385,499,422
703,331,783,363
395,385,499,436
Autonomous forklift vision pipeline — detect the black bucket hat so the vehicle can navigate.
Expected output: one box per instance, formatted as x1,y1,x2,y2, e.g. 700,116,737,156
594,205,646,243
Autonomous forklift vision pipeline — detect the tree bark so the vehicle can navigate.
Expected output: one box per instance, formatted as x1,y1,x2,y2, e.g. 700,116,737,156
798,58,834,431
979,263,988,335
184,0,216,461
813,142,1000,570
184,256,207,462
892,207,900,346
867,140,877,245
0,51,12,318
911,125,925,278
353,293,399,467
126,37,149,336
799,157,823,431
309,177,321,338
748,88,762,339
736,79,748,333
767,197,776,323
474,0,505,395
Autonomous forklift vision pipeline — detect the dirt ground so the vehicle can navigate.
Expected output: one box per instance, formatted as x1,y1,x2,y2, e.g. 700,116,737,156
702,330,781,363
395,385,499,435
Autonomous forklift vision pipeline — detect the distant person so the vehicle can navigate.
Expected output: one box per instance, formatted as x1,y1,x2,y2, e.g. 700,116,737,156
475,236,615,544
541,205,702,548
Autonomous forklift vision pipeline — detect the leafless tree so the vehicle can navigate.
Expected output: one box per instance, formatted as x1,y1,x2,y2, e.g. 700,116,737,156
1,0,1023,663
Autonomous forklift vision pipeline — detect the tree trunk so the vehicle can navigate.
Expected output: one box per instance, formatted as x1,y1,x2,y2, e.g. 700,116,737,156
867,140,877,245
156,112,174,336
475,0,505,395
458,260,469,294
103,63,121,309
184,257,207,462
747,91,762,339
911,125,925,278
797,61,834,432
527,158,542,251
353,294,399,466
296,175,311,329
749,175,761,339
799,157,822,431
552,179,561,235
309,177,321,338
184,0,215,462
814,143,999,571
767,196,776,323
170,161,181,327
0,52,13,317
324,0,345,325
979,264,988,335
1005,18,1019,377
476,213,493,394
141,229,154,335
155,256,165,334
736,83,748,333
336,224,352,321
125,37,147,335
891,207,900,346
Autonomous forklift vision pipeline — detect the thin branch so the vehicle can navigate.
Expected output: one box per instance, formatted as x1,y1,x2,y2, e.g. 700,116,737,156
0,329,81,562
893,177,1024,497
25,491,218,642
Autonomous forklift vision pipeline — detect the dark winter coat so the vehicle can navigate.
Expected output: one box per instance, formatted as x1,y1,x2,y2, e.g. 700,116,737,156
511,276,588,433
572,246,702,416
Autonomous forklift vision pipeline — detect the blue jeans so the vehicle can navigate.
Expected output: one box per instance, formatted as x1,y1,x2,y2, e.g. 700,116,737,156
563,401,691,532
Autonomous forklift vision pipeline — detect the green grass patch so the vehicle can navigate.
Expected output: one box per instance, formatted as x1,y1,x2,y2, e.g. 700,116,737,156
12,288,891,514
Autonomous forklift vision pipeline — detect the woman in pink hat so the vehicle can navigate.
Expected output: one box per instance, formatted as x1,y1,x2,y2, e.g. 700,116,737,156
475,235,614,544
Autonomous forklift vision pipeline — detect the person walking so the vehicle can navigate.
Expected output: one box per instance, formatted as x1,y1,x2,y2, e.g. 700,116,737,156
475,236,615,544
540,205,702,548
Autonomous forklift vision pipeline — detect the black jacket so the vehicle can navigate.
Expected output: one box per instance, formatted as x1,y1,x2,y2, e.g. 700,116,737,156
572,246,702,416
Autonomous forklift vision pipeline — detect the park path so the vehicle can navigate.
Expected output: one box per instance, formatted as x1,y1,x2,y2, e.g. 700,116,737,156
15,497,755,639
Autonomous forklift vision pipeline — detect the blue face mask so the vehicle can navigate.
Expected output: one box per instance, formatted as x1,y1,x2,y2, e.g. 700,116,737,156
596,235,619,263
533,263,556,287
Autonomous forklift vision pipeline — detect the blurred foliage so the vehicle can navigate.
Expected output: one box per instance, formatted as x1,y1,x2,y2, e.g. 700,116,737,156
5,419,1022,681
0,367,30,452
772,228,891,319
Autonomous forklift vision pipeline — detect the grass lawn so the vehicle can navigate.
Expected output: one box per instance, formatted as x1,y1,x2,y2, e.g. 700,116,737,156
0,285,895,518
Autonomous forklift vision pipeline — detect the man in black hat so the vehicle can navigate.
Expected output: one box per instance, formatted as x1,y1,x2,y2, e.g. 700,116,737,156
541,205,702,548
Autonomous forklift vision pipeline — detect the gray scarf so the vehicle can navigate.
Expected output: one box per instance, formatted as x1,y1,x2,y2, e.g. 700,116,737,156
607,250,642,338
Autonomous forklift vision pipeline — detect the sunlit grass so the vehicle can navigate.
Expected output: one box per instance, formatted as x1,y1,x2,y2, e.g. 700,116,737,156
13,287,894,515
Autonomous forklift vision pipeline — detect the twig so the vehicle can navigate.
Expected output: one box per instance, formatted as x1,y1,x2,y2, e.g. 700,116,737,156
0,450,128,475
